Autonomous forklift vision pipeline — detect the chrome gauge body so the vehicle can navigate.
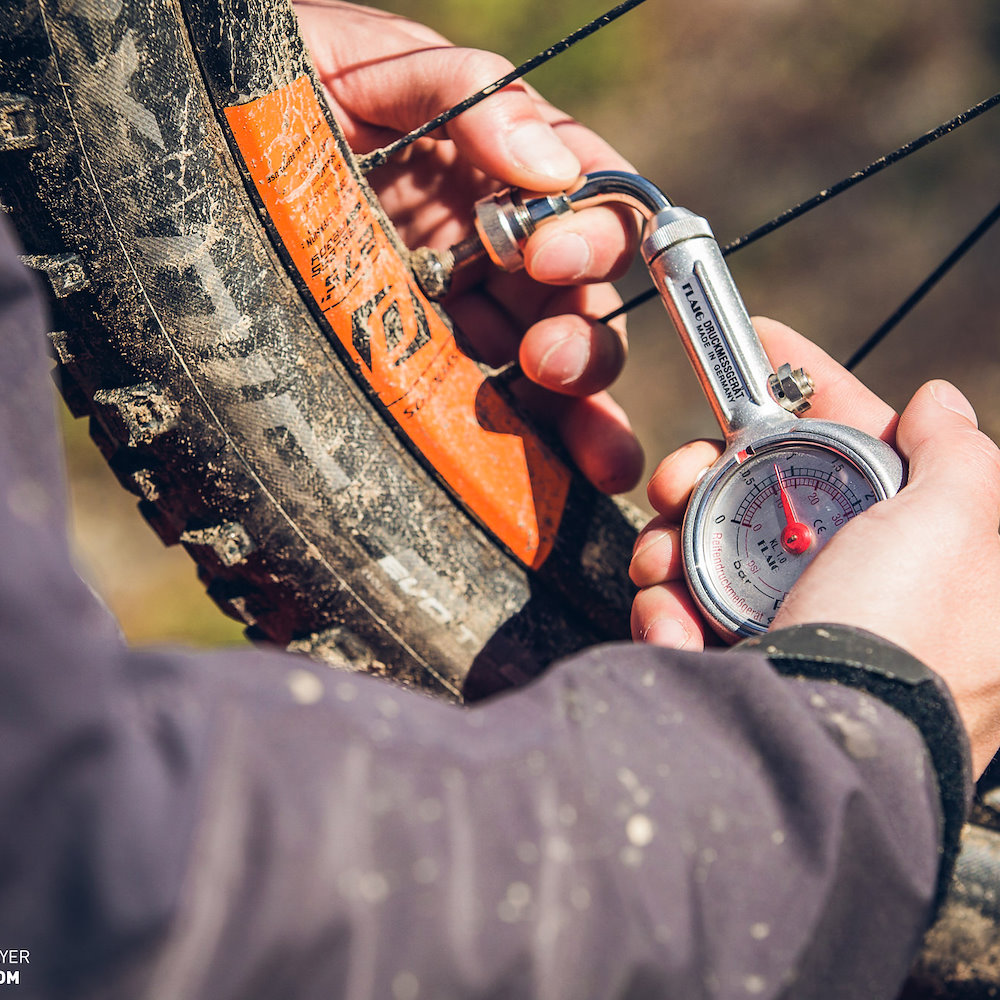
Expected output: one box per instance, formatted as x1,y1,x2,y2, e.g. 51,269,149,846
637,198,906,641
467,173,907,640
683,424,902,639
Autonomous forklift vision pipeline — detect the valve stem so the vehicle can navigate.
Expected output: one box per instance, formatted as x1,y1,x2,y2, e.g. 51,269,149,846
409,233,485,300
412,171,672,300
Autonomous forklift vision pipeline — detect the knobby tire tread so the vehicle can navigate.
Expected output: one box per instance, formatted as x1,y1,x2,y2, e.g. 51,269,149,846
0,0,640,702
1,0,998,993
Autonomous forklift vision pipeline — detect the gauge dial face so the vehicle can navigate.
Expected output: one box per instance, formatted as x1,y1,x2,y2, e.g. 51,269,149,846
688,442,883,635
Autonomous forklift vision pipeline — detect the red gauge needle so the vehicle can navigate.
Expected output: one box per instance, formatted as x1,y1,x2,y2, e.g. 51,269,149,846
774,464,813,555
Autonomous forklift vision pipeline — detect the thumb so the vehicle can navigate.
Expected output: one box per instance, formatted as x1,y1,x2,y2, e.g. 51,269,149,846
434,63,583,189
361,46,582,188
894,380,1000,528
304,4,581,189
297,4,581,191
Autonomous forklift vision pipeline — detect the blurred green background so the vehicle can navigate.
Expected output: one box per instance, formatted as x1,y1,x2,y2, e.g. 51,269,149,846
63,0,1000,646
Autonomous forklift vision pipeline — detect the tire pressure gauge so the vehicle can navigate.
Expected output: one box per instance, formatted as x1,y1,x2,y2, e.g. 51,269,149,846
681,432,900,639
641,204,904,640
461,172,906,641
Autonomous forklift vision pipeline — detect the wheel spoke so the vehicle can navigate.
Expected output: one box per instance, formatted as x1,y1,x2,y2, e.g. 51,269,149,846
602,91,1000,325
358,0,650,173
844,199,1000,372
723,91,1000,256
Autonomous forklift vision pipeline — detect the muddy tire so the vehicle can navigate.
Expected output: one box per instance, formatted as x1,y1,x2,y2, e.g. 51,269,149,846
0,0,642,700
4,4,1000,995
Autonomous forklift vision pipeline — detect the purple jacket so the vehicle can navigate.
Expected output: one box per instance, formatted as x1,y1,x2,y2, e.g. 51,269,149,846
0,219,969,999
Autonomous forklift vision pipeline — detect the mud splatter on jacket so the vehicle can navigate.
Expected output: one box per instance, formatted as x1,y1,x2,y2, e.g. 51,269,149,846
0,220,969,999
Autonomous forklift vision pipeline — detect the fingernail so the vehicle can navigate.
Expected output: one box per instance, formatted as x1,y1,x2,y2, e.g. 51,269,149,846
537,334,589,386
633,527,670,558
930,380,978,427
506,121,581,183
531,231,592,283
642,617,691,649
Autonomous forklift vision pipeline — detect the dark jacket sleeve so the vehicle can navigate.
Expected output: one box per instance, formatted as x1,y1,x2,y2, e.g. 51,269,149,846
0,218,969,1000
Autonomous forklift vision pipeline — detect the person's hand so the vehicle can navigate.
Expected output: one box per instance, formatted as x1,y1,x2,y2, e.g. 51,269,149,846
631,317,1000,775
773,377,1000,775
294,1,643,493
630,317,899,650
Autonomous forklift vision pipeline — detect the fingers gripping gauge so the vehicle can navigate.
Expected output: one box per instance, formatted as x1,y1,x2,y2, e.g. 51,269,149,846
454,172,905,641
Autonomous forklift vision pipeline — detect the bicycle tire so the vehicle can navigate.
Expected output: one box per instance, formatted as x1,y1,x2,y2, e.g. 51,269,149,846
0,0,643,701
3,1,1000,994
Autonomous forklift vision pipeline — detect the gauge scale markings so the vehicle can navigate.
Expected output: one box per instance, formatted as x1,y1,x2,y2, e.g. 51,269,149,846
691,441,892,637
733,465,861,526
